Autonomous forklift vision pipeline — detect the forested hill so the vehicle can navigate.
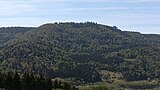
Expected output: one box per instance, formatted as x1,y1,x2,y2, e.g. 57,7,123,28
0,27,34,47
0,22,160,83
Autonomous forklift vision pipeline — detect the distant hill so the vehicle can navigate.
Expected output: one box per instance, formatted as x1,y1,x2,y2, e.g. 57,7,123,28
0,22,160,83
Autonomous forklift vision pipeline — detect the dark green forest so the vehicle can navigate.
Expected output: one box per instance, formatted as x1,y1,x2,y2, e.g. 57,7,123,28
0,71,52,90
0,71,76,90
0,27,33,47
0,22,160,89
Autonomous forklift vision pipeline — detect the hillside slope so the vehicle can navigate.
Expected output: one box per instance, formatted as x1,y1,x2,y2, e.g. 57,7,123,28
0,27,34,47
0,22,160,83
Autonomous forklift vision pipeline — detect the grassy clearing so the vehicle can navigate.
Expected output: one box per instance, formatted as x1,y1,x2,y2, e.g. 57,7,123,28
78,80,159,90
78,82,123,90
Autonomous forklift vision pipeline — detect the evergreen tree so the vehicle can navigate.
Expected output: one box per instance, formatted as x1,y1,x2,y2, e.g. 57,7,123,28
45,77,53,90
13,72,21,90
39,75,46,90
0,72,5,89
29,73,36,90
53,79,59,89
5,72,14,90
63,82,71,90
22,73,32,90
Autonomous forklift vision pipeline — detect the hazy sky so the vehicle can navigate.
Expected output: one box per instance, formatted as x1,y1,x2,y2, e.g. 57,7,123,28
0,0,160,34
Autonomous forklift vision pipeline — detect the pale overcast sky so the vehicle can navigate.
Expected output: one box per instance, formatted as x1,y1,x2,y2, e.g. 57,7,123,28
0,0,160,34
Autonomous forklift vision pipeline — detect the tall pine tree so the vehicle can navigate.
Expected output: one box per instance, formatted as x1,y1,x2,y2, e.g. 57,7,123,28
13,72,21,90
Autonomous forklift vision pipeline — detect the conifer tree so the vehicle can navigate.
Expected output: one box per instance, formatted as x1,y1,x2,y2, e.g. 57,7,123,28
53,79,59,89
5,72,13,90
13,72,21,90
0,72,5,89
46,77,53,90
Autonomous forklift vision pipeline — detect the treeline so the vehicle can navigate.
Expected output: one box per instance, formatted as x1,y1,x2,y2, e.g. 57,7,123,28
0,71,77,90
0,71,52,90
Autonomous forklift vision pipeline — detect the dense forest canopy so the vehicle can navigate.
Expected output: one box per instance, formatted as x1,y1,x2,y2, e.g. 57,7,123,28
0,22,160,83
0,27,34,47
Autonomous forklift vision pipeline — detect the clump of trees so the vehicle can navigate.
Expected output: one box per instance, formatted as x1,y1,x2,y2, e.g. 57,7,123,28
0,71,76,90
0,71,52,90
53,79,76,90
